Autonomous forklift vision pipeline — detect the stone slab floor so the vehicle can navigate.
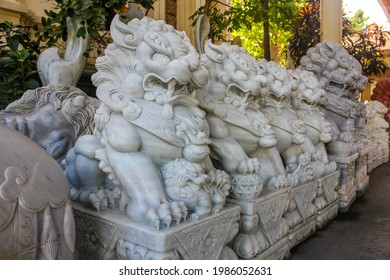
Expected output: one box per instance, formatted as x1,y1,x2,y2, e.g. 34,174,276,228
290,160,390,260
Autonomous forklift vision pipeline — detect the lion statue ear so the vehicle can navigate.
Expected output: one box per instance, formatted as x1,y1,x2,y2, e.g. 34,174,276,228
195,14,210,55
204,40,226,64
111,15,143,51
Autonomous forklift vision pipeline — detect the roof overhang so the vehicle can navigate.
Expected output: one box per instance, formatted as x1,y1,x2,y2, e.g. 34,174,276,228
378,0,390,21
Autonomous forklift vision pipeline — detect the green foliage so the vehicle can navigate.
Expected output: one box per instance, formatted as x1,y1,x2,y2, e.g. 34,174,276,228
189,0,232,43
0,22,42,109
349,9,369,30
0,1,157,109
230,0,304,62
343,21,389,77
232,24,264,59
287,0,320,68
35,0,156,57
191,0,305,62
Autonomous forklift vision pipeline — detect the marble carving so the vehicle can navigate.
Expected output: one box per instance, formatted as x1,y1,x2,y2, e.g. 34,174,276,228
195,41,292,259
37,16,90,86
0,85,96,168
0,125,75,259
289,68,339,228
197,40,287,192
299,41,369,212
2,12,378,259
366,100,389,171
300,41,368,157
258,60,315,185
65,15,231,230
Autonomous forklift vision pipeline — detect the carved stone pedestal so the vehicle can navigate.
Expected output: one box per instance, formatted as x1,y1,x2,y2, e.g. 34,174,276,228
73,203,241,260
355,147,370,197
288,180,318,248
252,236,291,260
367,144,375,173
328,153,359,213
381,145,389,164
228,188,291,260
372,147,383,170
315,171,340,229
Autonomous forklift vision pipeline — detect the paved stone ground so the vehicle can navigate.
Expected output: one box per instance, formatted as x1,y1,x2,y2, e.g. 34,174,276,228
290,160,390,260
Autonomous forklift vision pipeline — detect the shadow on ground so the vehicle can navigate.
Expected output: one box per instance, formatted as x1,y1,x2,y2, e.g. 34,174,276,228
290,161,390,260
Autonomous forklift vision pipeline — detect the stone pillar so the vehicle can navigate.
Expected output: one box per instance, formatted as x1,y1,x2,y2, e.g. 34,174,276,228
320,0,342,43
177,0,201,44
148,0,166,20
361,83,372,101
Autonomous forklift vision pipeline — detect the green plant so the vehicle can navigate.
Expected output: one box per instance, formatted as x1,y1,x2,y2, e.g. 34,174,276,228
35,0,156,57
190,0,305,61
189,0,232,43
0,22,42,109
343,21,389,77
349,9,369,30
287,0,320,68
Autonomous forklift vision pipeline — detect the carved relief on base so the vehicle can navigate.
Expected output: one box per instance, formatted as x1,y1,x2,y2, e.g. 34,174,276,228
314,171,340,229
286,180,318,248
315,171,340,212
329,154,359,213
288,216,317,248
73,203,240,260
228,188,290,259
355,149,370,196
251,236,291,260
316,201,339,230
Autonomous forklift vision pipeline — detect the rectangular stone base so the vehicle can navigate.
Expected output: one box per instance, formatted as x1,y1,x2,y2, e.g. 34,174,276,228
355,148,369,197
367,149,374,173
227,188,291,259
381,147,389,164
368,145,389,171
316,200,339,230
289,216,317,248
328,153,358,213
356,175,369,197
319,171,340,205
290,180,318,220
252,236,291,260
373,158,382,170
73,203,241,260
315,171,339,229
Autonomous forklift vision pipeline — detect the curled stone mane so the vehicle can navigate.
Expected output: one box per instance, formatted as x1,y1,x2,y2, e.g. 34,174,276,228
91,15,208,122
300,41,368,97
3,85,96,138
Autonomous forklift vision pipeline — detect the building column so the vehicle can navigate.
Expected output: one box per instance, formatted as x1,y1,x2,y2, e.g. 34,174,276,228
148,0,166,20
320,0,343,44
177,0,203,44
0,0,28,23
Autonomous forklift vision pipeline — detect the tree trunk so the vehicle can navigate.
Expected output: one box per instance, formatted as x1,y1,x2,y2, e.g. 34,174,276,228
262,0,271,61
